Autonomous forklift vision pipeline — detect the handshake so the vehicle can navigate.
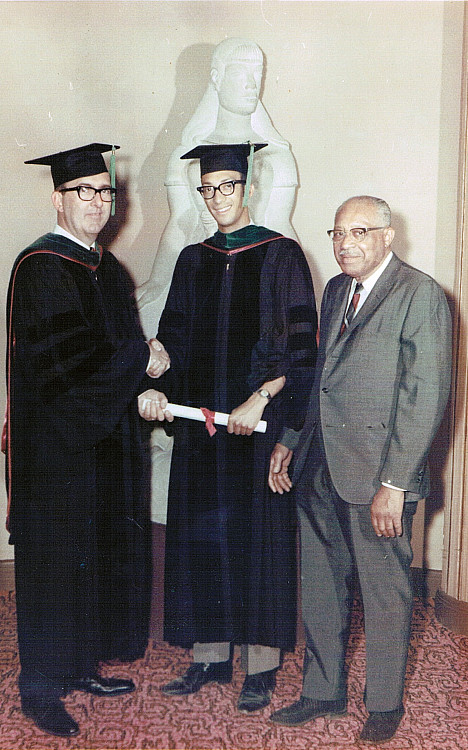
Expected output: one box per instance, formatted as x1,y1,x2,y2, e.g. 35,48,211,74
146,338,170,378
142,338,173,422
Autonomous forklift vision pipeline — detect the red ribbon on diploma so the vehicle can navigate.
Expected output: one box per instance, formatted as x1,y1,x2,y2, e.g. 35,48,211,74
200,407,217,436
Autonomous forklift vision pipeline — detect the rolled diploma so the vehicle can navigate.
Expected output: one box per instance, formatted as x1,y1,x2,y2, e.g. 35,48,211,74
141,400,267,434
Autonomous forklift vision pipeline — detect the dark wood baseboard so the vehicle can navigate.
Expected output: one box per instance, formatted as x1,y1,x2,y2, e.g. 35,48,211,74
0,559,14,592
434,588,468,636
410,567,441,599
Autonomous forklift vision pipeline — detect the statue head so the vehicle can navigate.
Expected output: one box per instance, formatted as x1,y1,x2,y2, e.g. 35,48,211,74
210,38,263,116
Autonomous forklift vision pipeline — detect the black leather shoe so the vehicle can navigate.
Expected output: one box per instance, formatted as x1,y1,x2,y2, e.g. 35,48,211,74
21,695,79,737
65,674,135,696
238,669,277,712
360,705,404,744
270,696,347,726
161,661,232,696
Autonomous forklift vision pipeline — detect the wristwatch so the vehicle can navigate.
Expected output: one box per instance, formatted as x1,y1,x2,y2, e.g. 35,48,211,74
255,388,272,401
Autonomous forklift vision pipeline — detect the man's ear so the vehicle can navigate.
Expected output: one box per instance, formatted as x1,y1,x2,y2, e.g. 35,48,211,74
384,226,395,247
51,189,64,213
248,183,255,200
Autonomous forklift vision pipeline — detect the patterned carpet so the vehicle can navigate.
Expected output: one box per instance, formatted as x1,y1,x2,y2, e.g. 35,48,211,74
1,591,468,750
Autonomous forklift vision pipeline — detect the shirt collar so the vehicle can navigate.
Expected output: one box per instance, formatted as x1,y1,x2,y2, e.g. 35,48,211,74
54,224,96,251
357,251,393,294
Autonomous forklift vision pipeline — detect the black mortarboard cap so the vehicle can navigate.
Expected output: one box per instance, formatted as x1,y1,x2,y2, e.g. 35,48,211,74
180,142,267,177
25,143,120,189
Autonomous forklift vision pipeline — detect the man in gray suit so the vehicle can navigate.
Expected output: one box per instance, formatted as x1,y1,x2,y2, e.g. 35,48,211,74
268,196,452,744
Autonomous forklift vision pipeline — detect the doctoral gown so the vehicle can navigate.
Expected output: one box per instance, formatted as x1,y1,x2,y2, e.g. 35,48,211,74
6,233,152,686
158,226,317,651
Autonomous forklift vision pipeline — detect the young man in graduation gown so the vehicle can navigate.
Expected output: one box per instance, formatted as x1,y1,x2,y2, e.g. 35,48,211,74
6,144,169,737
139,143,317,712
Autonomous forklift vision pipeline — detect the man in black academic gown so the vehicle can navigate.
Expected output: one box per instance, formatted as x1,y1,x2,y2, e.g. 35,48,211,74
6,144,169,737
139,143,317,713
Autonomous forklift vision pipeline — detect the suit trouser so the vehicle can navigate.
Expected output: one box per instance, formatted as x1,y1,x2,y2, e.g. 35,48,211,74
193,642,280,675
295,440,416,712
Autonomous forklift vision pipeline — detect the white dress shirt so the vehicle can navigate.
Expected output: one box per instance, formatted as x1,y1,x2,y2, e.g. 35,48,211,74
344,250,393,315
54,224,96,251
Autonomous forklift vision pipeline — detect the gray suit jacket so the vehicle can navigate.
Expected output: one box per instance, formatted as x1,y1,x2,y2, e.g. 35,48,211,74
282,254,452,503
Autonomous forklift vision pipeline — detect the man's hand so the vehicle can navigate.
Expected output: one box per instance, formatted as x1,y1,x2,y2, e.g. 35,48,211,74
227,393,267,436
370,485,405,538
146,338,170,378
268,443,293,494
138,389,174,422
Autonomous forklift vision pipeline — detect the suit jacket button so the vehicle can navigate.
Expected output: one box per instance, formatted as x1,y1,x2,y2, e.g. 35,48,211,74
322,387,329,393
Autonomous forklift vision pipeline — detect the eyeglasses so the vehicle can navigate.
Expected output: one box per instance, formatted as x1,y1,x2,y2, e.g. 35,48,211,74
59,185,117,202
327,227,388,242
196,180,246,200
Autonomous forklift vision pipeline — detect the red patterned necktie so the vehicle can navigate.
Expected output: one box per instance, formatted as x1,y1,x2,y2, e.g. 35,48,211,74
340,282,363,335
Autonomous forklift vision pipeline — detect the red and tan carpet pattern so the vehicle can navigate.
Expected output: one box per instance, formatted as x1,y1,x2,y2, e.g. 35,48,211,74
0,591,468,749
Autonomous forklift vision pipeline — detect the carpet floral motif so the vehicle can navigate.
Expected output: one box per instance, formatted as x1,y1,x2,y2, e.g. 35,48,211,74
0,592,467,749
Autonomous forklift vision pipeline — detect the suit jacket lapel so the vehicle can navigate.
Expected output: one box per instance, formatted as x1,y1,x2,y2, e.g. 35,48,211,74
327,254,402,356
324,276,352,356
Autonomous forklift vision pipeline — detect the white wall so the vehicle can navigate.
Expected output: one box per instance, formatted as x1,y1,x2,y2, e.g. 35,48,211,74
0,1,464,565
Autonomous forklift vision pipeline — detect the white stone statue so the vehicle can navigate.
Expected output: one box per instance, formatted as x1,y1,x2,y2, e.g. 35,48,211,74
138,37,298,523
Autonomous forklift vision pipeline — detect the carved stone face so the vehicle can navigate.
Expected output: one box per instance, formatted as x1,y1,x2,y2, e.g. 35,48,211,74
214,56,263,116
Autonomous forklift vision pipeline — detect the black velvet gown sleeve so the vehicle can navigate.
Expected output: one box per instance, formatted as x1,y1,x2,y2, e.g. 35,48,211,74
10,251,150,453
248,238,318,430
155,244,200,401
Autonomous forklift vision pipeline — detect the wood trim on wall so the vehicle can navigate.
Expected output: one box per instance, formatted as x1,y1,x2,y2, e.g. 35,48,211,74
0,559,14,593
437,3,468,631
435,589,468,636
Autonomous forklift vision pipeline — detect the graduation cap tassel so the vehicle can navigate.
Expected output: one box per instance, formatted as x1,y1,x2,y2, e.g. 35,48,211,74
242,142,255,208
110,146,116,216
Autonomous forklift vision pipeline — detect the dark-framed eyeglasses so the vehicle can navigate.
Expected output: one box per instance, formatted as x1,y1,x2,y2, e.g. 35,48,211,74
59,185,117,202
327,227,388,242
196,180,246,200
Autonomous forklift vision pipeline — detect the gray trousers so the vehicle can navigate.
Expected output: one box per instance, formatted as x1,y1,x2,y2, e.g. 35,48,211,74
193,642,280,675
295,439,416,712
